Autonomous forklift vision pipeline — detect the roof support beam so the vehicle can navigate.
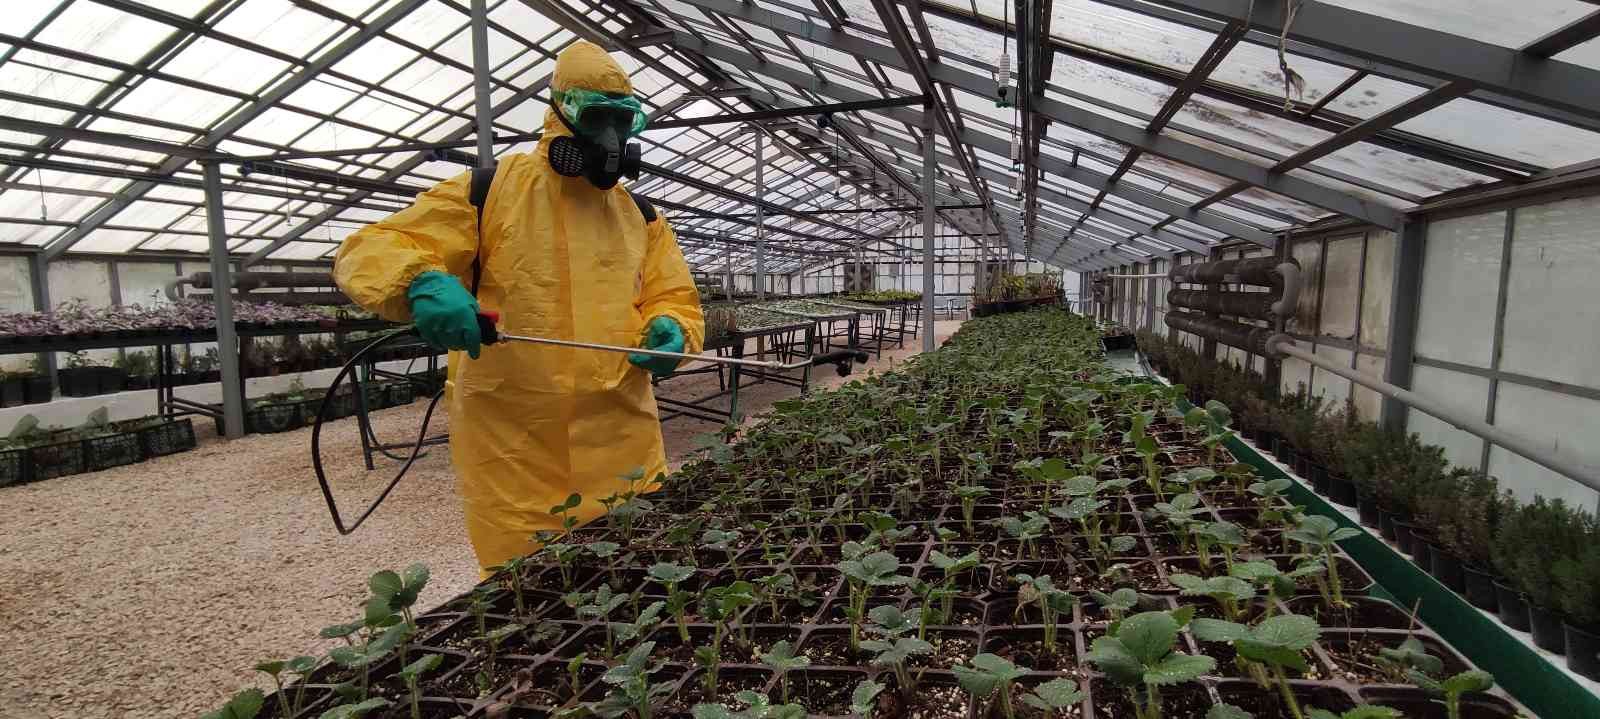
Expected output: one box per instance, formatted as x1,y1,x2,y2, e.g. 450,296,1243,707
1522,10,1600,58
673,31,1276,247
1137,0,1600,126
40,0,429,263
1191,82,1472,214
867,0,1009,248
663,0,1395,228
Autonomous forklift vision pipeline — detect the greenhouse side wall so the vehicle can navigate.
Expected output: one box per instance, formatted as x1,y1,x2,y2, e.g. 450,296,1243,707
1407,195,1600,510
1094,187,1600,511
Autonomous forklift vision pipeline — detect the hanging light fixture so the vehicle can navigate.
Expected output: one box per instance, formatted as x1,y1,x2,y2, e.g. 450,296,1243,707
1010,134,1022,167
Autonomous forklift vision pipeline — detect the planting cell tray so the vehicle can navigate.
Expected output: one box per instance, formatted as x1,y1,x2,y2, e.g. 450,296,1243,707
252,313,1516,719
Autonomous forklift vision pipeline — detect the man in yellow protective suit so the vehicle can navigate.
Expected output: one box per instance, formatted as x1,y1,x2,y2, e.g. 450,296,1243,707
333,41,704,574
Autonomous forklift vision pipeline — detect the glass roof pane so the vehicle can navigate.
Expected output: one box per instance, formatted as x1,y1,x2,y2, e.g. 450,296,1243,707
1396,98,1600,169
1210,43,1356,107
164,37,291,97
35,2,177,64
0,61,106,109
1323,0,1591,49
1554,36,1600,71
215,0,347,59
1316,74,1426,119
110,78,239,129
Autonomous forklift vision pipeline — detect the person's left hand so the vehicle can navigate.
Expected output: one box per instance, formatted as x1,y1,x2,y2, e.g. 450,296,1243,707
629,316,686,377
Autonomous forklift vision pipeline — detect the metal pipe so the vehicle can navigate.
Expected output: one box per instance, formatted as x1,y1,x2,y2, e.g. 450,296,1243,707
1164,311,1275,355
1168,289,1279,319
921,107,936,352
1266,336,1600,494
754,129,766,300
1169,258,1301,316
203,162,245,439
470,0,494,166
165,270,340,300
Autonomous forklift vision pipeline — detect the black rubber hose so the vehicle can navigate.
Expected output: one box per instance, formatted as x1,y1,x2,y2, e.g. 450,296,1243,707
310,329,447,535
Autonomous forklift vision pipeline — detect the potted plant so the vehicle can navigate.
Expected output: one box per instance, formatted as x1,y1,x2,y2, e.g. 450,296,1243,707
1492,497,1589,649
1414,471,1471,592
0,371,23,407
117,350,156,391
1427,471,1508,612
58,352,98,397
22,358,52,404
1555,529,1600,679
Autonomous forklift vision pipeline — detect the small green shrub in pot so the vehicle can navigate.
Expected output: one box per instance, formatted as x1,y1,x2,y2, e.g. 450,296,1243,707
1492,497,1591,651
1553,519,1600,678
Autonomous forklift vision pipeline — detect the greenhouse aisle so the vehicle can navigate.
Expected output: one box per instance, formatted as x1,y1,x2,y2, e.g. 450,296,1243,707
0,320,962,719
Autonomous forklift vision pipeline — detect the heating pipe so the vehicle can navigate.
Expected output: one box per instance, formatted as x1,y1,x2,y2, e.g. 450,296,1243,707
1257,335,1599,493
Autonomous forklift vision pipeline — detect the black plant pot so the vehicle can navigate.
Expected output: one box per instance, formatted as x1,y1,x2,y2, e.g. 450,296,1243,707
23,375,51,404
1309,463,1330,494
1356,494,1381,527
0,377,22,407
1393,519,1421,555
1327,474,1359,507
1295,454,1313,479
1461,565,1499,612
1494,581,1532,631
1529,604,1567,653
1426,542,1466,592
1410,533,1432,571
1564,622,1600,680
1378,509,1398,540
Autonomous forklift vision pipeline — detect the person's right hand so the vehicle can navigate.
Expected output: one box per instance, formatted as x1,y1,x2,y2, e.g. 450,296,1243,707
407,270,482,359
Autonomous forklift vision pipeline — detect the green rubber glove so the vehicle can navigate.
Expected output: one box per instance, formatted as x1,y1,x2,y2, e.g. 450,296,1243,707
629,316,686,377
407,270,482,359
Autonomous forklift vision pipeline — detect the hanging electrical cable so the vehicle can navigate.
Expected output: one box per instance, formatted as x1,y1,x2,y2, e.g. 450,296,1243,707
34,168,47,221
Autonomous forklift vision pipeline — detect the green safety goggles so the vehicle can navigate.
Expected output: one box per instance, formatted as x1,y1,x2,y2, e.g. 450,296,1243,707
553,88,648,138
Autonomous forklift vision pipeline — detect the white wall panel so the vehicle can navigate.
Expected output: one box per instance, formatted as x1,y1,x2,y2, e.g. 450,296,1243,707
1415,211,1503,368
1361,229,1394,351
1313,345,1353,407
1320,235,1363,340
1488,383,1600,509
1407,365,1488,470
1501,196,1600,388
117,262,180,306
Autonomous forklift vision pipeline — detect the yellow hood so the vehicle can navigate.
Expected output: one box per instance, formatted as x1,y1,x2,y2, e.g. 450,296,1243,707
543,40,633,139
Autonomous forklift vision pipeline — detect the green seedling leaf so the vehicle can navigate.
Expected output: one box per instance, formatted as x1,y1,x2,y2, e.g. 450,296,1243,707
1145,653,1216,685
851,679,886,716
647,562,696,585
1022,678,1085,712
1207,704,1254,719
368,570,403,600
201,688,265,719
759,640,810,671
860,637,934,667
1308,707,1403,719
1376,636,1443,677
1113,610,1181,665
317,698,390,719
1440,669,1495,695
866,605,917,636
253,660,286,677
397,653,444,681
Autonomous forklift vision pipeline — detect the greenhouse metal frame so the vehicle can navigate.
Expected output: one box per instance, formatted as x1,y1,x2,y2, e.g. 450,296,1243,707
4,0,1600,435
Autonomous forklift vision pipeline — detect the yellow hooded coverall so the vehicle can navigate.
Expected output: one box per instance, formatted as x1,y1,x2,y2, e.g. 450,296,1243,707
333,42,704,573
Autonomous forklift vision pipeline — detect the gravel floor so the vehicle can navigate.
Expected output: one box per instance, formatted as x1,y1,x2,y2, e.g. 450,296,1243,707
0,319,961,719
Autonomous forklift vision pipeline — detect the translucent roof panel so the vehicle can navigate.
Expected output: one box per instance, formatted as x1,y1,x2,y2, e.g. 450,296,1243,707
1323,0,1592,49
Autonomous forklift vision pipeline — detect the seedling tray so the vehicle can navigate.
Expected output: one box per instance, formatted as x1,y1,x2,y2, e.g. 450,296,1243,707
253,312,1514,719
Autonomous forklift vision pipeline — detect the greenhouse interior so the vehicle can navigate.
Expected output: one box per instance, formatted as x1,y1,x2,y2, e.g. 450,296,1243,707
2,0,1599,717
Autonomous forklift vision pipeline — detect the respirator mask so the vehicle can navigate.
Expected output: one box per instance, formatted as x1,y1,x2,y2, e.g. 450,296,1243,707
548,88,646,190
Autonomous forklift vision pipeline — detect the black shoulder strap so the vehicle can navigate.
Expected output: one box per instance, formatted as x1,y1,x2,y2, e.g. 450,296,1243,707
629,190,657,223
468,165,497,296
